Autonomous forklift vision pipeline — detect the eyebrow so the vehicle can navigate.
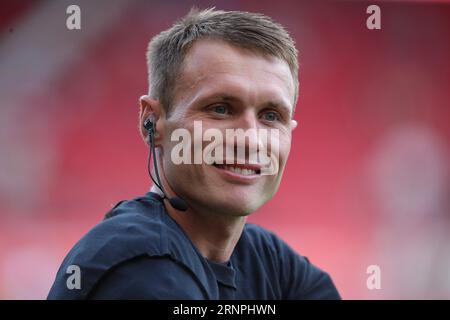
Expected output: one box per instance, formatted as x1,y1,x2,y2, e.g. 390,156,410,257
200,93,293,118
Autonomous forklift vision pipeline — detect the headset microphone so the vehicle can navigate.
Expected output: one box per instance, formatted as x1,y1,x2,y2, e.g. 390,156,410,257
144,117,188,212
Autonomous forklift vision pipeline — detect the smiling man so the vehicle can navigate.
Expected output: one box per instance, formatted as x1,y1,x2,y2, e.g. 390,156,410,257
48,8,341,300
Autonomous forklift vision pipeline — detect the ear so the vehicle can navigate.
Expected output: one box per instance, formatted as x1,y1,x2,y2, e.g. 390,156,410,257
291,119,298,131
139,95,164,145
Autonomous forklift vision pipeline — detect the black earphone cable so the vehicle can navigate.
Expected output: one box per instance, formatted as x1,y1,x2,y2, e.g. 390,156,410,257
147,126,165,197
144,117,188,211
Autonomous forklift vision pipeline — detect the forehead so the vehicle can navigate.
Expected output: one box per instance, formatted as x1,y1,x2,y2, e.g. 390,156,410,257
174,39,295,111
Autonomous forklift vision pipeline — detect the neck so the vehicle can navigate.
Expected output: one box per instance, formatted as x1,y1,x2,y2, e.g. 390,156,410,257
165,199,246,263
150,150,246,263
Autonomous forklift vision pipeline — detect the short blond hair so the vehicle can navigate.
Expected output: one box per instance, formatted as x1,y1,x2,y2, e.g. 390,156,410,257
146,7,299,115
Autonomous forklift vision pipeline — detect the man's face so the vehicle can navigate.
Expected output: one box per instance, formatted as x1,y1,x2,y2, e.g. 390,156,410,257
160,39,296,216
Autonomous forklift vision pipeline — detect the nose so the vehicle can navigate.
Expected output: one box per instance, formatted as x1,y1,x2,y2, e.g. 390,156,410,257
229,110,261,161
235,109,258,131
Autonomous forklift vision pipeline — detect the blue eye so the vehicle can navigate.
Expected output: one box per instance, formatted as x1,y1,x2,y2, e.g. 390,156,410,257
212,105,228,114
263,111,279,122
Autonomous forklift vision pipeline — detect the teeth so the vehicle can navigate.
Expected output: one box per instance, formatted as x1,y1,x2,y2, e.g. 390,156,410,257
225,165,256,175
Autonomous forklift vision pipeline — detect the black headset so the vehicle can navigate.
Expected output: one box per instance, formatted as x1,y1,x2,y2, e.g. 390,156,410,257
144,117,188,211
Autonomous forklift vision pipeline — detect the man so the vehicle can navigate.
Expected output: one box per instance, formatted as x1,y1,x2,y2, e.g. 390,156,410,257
48,8,341,300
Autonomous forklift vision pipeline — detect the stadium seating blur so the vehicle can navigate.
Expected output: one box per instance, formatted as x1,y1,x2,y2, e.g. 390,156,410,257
0,0,449,299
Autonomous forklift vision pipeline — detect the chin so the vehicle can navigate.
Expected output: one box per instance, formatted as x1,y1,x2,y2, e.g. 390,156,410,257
209,191,268,216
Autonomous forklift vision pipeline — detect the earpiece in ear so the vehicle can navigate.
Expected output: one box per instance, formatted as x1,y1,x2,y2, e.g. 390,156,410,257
143,117,153,132
143,114,188,211
143,117,153,145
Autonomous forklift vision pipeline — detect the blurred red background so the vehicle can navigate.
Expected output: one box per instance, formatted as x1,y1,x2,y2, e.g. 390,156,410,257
0,0,449,299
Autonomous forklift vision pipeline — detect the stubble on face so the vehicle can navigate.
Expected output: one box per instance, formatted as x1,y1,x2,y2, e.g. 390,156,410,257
161,38,296,217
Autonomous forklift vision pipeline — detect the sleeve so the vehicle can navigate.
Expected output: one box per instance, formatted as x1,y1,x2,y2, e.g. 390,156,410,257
87,255,206,300
275,237,341,300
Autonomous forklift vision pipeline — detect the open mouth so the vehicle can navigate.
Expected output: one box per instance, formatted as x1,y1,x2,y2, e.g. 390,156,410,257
212,162,261,175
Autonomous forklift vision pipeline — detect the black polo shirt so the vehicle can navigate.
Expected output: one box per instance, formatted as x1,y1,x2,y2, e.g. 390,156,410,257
47,192,341,300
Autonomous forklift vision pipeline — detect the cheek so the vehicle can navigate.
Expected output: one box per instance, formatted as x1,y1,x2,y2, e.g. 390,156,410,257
275,136,292,171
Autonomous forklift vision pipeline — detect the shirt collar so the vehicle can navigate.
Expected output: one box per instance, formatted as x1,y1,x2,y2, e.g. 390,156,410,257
206,259,237,289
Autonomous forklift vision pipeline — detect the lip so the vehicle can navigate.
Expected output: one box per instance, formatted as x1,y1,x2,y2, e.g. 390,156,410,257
214,159,263,171
211,163,262,184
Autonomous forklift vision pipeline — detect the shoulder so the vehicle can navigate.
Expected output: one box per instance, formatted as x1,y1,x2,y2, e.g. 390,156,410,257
242,223,292,254
241,223,341,300
242,223,317,263
48,193,186,299
88,255,206,299
66,194,169,267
